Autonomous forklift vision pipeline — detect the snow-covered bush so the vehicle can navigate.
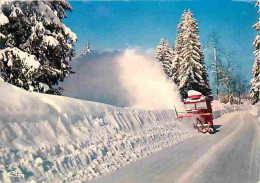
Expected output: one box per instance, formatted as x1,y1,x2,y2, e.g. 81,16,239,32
0,1,77,94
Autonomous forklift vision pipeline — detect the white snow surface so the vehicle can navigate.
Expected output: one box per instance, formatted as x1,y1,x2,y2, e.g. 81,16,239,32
187,90,202,97
43,35,60,47
90,109,259,183
62,24,77,42
0,7,8,26
0,81,191,182
0,47,40,69
212,100,251,119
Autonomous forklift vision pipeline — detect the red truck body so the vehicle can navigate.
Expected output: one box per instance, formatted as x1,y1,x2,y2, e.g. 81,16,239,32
176,92,214,134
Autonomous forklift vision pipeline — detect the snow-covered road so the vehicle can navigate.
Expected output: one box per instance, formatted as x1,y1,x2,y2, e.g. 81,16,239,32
90,111,260,183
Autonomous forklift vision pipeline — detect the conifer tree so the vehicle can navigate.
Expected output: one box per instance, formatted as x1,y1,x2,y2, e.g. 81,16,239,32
172,39,183,85
175,10,211,99
155,38,166,62
161,40,174,77
81,42,93,56
250,1,260,104
172,11,186,86
0,1,77,95
155,38,174,78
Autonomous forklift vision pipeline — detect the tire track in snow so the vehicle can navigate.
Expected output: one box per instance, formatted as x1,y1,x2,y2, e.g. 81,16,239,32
254,115,260,183
175,112,245,183
247,114,259,183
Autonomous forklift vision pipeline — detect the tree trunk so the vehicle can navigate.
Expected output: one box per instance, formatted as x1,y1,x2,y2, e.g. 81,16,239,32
214,48,219,100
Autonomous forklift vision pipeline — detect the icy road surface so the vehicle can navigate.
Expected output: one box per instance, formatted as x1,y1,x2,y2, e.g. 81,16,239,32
90,111,260,183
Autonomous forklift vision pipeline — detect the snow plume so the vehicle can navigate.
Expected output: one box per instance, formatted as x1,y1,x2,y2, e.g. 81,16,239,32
117,49,183,110
63,50,129,107
63,49,184,110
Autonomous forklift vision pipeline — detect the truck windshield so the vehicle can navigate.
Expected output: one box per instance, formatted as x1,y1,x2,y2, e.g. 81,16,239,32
185,103,195,111
185,101,207,111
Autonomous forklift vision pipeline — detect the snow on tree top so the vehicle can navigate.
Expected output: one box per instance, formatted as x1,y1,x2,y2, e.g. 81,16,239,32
0,1,77,43
37,2,61,25
188,90,202,96
0,8,8,26
10,4,23,18
81,42,93,56
35,1,77,42
188,90,202,99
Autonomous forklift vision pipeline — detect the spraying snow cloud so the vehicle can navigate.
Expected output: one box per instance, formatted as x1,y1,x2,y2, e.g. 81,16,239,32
117,49,183,110
63,50,128,107
63,49,183,110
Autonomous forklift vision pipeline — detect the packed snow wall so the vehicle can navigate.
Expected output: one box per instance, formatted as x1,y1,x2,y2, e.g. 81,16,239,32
0,81,191,182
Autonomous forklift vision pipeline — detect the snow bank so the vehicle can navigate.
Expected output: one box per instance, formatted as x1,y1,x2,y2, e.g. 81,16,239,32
0,81,191,182
212,100,252,119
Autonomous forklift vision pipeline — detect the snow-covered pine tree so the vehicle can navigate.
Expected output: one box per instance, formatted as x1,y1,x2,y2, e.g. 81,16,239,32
0,1,77,95
172,11,186,85
155,38,166,62
162,40,174,77
176,10,211,99
250,1,260,104
172,50,181,85
155,38,174,78
81,42,93,56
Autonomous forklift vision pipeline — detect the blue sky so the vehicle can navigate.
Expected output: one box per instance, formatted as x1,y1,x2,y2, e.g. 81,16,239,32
64,0,258,80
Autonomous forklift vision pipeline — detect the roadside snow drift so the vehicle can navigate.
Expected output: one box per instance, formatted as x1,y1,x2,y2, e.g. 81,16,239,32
0,81,191,182
212,100,251,119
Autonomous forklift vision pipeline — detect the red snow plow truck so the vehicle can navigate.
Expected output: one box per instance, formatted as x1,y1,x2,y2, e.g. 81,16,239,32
175,90,214,134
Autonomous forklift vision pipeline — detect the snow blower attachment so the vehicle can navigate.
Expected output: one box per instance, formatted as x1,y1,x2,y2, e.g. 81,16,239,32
175,90,214,134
